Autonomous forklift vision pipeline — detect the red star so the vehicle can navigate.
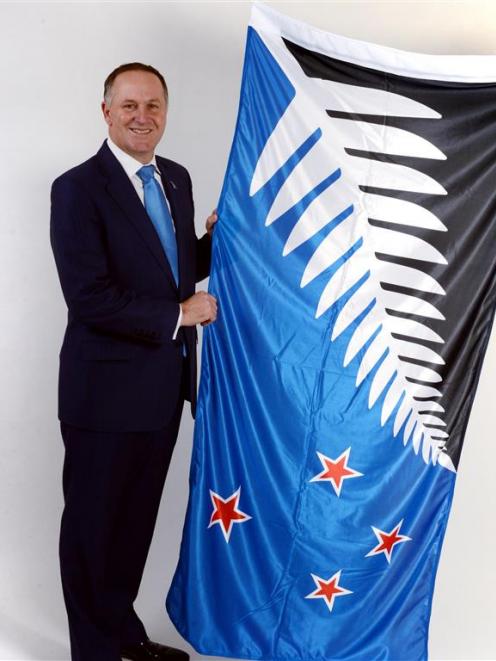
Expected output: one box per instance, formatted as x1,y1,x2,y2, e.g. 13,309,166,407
305,570,353,613
208,487,252,543
310,447,363,496
365,519,412,564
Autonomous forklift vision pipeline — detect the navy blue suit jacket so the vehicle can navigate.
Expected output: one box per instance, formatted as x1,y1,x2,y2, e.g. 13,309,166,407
50,141,211,432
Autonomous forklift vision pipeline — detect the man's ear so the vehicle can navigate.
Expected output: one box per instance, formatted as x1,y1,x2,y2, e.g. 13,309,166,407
101,101,111,126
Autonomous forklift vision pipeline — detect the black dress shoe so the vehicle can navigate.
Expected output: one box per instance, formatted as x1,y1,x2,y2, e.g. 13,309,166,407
121,639,190,661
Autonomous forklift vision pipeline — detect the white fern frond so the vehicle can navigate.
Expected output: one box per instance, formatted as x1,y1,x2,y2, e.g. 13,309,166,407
362,193,447,231
250,29,455,472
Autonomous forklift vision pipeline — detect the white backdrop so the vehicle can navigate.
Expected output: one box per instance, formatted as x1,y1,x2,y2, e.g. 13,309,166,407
1,2,495,660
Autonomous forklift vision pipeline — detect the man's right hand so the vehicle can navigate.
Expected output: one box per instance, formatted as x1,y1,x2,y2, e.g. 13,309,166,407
181,291,217,327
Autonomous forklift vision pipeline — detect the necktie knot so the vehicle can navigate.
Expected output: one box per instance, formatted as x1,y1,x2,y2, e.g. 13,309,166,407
137,164,156,184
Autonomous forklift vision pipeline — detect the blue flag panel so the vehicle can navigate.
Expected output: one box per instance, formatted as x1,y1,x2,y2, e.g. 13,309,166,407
167,5,496,659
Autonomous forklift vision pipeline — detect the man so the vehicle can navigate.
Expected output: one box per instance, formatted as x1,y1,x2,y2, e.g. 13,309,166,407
50,62,217,661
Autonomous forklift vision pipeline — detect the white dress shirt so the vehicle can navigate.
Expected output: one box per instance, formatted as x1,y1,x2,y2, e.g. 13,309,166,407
106,137,183,338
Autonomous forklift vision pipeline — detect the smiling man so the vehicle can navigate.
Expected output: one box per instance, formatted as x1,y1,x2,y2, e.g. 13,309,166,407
50,63,217,661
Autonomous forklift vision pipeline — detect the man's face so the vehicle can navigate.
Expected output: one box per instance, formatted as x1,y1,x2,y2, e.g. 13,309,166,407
102,70,167,163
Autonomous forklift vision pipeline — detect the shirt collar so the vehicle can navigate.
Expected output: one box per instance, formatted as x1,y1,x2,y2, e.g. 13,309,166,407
107,137,158,180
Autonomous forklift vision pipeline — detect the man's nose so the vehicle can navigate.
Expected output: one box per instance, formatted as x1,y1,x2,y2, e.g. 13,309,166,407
134,106,149,124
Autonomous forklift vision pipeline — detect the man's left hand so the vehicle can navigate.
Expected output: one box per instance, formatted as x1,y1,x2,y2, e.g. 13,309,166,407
206,209,218,236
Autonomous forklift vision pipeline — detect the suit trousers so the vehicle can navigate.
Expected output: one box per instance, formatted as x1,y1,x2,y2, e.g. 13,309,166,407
59,394,185,661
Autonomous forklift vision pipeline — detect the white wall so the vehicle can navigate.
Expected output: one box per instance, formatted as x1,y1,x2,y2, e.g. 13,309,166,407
0,2,495,659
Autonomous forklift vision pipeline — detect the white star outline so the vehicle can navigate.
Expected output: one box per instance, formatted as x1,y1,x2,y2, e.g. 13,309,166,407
208,486,252,543
309,446,363,496
305,570,353,613
365,518,412,564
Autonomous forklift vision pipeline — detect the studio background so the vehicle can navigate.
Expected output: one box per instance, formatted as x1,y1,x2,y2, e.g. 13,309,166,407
0,2,495,659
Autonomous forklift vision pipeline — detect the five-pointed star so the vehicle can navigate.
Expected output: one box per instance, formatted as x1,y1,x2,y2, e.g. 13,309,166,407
305,570,353,613
365,519,412,564
208,487,252,543
309,447,363,496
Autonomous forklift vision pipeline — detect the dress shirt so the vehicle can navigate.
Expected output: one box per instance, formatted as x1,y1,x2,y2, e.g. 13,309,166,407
106,138,182,338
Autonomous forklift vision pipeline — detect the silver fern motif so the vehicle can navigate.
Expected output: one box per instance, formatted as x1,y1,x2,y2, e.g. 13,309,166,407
250,29,455,472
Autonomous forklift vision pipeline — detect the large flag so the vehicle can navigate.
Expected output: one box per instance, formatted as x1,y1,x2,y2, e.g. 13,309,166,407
167,4,496,659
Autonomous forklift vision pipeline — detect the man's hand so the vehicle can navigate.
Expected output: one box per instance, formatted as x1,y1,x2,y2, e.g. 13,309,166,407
206,209,218,236
181,291,217,327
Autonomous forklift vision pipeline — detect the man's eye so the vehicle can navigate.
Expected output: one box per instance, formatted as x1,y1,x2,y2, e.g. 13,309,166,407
123,104,135,110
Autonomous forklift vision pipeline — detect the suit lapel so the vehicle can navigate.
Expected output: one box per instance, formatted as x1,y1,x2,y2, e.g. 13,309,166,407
157,160,188,297
97,142,177,289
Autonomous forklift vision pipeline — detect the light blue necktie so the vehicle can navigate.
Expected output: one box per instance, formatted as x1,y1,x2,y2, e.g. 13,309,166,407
137,165,179,286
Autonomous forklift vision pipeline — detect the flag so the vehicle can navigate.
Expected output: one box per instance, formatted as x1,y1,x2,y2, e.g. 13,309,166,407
167,4,496,659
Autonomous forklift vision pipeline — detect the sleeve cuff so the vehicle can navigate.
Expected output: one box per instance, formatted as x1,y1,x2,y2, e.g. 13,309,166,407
172,304,183,340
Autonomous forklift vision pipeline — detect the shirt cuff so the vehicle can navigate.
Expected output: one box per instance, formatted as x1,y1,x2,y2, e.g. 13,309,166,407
172,305,183,340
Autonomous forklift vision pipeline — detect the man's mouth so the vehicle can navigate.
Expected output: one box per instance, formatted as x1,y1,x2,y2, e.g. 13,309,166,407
129,128,153,135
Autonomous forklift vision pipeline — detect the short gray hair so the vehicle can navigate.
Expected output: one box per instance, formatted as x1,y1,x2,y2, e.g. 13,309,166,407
103,62,168,105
